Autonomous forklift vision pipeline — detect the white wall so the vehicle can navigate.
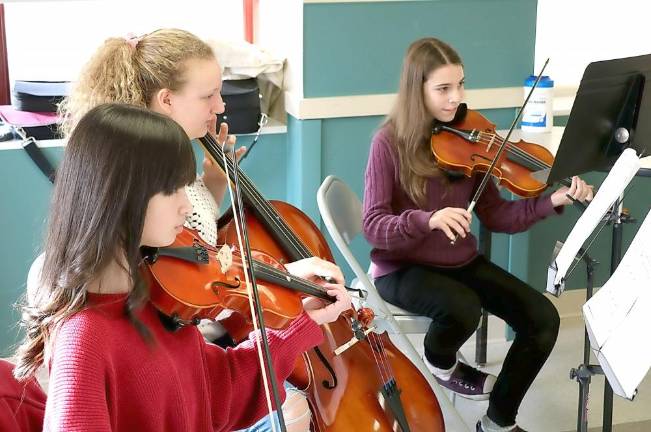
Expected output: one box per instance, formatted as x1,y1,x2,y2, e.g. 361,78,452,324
5,0,244,82
257,0,303,97
536,0,651,86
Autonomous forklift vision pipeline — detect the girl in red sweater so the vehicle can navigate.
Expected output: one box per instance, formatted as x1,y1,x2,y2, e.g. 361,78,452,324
13,103,350,432
26,28,347,432
363,38,593,432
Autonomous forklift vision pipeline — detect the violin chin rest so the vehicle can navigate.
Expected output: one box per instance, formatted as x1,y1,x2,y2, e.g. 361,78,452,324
431,103,469,133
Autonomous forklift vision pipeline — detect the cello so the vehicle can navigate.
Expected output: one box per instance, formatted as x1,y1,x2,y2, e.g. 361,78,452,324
200,134,445,432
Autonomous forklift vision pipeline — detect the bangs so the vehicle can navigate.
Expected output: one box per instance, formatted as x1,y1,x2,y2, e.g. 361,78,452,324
131,109,197,196
66,103,198,207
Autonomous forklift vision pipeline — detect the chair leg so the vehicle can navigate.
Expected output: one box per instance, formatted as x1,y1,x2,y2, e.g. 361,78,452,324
475,309,488,367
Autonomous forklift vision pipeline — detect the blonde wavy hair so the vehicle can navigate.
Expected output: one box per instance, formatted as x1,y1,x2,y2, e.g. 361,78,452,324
384,38,463,208
59,28,215,137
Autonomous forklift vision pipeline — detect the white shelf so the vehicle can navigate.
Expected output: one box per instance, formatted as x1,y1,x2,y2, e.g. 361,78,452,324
0,119,287,151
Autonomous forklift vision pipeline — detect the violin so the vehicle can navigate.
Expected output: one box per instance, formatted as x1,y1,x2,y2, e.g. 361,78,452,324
143,227,366,328
431,103,571,198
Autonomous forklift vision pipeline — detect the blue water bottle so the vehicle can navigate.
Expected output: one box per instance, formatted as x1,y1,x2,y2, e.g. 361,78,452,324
521,75,554,133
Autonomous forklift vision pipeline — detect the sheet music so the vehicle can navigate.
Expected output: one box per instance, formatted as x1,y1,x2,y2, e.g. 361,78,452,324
583,208,651,399
551,148,641,288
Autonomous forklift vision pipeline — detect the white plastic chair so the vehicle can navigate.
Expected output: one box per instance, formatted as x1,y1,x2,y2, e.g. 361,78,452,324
317,175,468,431
316,176,432,335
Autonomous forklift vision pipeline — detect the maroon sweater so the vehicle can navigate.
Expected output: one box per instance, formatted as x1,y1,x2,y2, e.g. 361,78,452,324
363,126,561,278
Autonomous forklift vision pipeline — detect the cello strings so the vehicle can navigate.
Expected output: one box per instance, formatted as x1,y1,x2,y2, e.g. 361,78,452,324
203,134,395,387
220,140,280,432
367,332,392,384
374,333,397,380
203,135,308,258
205,135,310,257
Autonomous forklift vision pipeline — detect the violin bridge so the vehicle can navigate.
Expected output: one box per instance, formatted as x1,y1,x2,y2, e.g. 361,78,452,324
486,134,496,152
215,244,233,273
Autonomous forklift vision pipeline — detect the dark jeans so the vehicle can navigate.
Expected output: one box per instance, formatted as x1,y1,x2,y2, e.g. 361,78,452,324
375,255,560,426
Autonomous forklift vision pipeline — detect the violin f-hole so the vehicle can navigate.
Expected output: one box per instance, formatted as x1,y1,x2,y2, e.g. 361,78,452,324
210,277,241,292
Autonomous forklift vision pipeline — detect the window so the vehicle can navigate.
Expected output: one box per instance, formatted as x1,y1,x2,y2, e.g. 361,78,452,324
5,0,244,82
535,0,651,87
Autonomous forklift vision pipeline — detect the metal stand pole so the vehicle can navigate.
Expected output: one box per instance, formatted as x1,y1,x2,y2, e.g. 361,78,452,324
569,197,635,432
602,198,627,432
569,252,601,432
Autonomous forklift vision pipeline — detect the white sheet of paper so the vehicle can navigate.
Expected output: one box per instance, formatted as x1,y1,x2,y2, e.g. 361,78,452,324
552,148,641,287
582,208,651,400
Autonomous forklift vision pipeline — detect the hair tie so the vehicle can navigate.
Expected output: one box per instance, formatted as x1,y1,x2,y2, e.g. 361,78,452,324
124,32,142,50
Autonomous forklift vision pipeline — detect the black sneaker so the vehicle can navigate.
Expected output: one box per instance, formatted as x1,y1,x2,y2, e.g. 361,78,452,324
476,420,528,431
426,359,496,400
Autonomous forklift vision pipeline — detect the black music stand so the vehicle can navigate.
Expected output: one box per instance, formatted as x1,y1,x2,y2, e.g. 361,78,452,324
546,53,651,432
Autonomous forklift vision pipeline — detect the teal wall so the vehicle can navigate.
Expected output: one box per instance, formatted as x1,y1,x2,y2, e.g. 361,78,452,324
0,147,63,357
303,0,537,96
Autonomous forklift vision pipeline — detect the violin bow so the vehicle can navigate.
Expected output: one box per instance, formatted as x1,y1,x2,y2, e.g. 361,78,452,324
218,137,288,432
452,58,550,244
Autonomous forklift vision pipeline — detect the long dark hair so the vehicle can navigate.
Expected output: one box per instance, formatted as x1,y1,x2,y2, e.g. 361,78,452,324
14,103,196,379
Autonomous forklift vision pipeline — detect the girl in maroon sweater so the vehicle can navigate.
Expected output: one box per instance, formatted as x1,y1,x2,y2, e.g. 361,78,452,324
363,38,592,432
12,104,351,432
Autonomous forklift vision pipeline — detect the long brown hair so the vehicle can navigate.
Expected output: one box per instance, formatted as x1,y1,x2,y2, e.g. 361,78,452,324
59,28,215,137
385,37,463,208
13,103,196,380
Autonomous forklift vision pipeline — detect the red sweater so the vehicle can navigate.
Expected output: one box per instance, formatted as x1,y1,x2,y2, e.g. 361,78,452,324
363,126,561,278
44,293,323,432
0,359,45,432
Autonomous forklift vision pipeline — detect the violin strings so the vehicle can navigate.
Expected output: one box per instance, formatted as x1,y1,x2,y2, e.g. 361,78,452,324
206,134,300,264
201,240,329,298
474,132,551,171
476,133,549,170
251,263,330,298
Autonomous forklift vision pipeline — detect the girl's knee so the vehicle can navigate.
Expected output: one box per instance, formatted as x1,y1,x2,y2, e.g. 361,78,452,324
540,299,560,334
531,300,560,352
283,389,311,432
